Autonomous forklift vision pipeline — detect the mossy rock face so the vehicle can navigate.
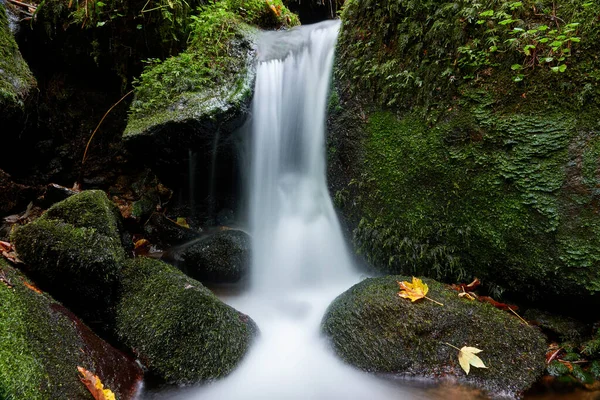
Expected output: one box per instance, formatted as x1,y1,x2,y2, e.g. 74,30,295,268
0,259,142,400
116,257,258,384
321,276,546,398
178,229,250,283
328,0,600,300
11,190,127,325
0,3,35,112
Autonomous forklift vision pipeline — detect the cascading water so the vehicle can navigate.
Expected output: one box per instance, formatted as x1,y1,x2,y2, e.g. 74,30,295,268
157,20,426,400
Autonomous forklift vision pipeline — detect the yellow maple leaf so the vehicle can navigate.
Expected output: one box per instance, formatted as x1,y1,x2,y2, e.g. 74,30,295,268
458,346,488,375
77,366,116,400
397,277,443,306
176,217,190,228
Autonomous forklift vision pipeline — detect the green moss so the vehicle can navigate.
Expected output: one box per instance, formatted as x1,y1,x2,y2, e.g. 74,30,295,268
0,4,35,108
116,257,257,384
39,190,124,242
321,275,546,396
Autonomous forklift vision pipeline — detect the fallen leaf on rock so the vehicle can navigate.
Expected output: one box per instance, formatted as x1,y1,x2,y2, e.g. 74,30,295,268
458,290,476,301
445,343,488,375
23,280,43,294
458,346,488,375
176,217,190,228
78,366,116,400
397,277,443,306
477,296,518,311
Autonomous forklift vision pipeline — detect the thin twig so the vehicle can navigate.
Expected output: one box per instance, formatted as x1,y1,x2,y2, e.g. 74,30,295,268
424,296,444,306
508,306,529,326
81,89,134,166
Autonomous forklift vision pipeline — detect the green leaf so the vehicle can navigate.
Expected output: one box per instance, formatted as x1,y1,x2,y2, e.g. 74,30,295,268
480,10,494,17
511,64,523,70
489,45,498,52
569,37,581,43
559,64,567,73
544,57,553,63
97,1,106,6
537,25,549,31
539,38,549,43
477,20,485,25
513,74,524,82
499,19,515,25
96,21,106,27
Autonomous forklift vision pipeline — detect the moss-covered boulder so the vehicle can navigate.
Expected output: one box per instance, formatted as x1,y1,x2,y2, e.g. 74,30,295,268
11,190,127,325
0,259,142,399
328,0,600,300
0,3,35,112
123,0,298,188
322,276,547,398
116,257,258,384
177,229,250,283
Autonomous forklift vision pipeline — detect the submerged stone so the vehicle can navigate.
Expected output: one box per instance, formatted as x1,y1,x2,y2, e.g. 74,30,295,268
0,259,142,399
116,257,258,384
322,276,547,398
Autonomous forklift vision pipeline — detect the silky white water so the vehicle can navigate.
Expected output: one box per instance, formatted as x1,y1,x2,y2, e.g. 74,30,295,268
156,21,431,400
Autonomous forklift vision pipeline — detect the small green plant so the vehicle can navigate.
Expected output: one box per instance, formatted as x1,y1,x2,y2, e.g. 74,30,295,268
473,1,582,82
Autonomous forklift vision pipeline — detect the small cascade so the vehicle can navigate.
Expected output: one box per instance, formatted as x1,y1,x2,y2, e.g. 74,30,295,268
158,21,420,400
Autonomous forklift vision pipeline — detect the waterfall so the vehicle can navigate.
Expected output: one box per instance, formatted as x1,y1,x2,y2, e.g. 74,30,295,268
162,20,420,400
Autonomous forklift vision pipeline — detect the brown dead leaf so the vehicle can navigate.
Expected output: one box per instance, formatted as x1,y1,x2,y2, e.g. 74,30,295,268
0,241,21,264
477,296,518,311
451,277,481,292
77,366,116,400
133,238,150,256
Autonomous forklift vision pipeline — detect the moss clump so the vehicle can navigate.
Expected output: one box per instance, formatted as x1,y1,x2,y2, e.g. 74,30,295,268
116,257,258,384
0,3,36,108
321,275,547,397
40,190,125,244
126,0,298,126
11,191,127,325
0,259,141,399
